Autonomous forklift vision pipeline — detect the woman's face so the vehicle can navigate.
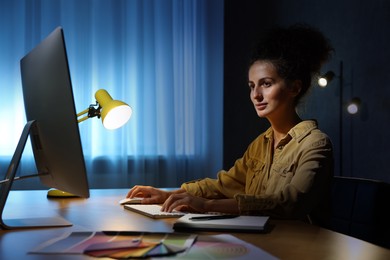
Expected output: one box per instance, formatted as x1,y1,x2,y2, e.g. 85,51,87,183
248,61,298,120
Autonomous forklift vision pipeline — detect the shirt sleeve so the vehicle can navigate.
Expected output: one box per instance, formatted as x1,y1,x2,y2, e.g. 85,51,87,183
181,152,250,199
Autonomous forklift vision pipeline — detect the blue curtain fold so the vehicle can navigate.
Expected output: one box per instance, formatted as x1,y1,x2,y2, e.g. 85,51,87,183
0,0,224,189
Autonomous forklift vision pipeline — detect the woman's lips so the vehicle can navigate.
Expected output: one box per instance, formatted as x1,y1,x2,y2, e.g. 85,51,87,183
255,103,267,110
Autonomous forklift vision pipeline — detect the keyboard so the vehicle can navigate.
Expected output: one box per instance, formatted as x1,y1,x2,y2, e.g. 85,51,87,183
124,204,186,219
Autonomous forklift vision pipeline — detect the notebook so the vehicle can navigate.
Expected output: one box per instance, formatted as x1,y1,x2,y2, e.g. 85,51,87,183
173,214,270,233
124,204,186,219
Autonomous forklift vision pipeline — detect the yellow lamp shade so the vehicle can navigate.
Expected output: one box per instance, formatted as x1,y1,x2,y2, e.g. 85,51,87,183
95,89,132,130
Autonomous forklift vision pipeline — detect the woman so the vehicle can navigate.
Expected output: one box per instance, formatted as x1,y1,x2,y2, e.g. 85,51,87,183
127,24,334,224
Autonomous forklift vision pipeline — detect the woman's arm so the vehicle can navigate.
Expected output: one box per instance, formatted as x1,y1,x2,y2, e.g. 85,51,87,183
161,192,240,214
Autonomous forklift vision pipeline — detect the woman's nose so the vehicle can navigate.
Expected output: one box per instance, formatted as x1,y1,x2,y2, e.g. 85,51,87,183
252,85,262,98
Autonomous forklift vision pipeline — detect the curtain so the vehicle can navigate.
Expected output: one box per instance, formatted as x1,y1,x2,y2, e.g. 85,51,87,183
0,0,224,189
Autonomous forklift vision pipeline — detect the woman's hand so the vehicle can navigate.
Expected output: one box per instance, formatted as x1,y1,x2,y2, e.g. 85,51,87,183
128,186,240,214
161,192,209,213
126,185,171,204
161,193,239,214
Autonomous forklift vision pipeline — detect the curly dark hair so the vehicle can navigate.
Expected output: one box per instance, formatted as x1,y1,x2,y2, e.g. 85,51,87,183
249,24,334,104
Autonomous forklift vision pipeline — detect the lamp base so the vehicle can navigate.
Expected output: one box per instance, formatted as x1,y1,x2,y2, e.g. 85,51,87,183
47,188,79,198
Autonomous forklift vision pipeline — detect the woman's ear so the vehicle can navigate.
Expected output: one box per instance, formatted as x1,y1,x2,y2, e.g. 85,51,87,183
290,80,302,97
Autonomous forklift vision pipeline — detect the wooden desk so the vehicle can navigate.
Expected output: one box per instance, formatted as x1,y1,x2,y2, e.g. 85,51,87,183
1,189,390,259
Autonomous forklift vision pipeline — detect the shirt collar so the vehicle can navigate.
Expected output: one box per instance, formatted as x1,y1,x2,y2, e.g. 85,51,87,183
263,120,318,143
288,120,318,142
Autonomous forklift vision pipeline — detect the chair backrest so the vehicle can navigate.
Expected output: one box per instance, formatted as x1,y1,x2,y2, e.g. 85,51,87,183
330,176,390,248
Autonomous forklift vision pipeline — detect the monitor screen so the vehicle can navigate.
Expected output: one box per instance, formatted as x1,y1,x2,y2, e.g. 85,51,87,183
20,27,89,198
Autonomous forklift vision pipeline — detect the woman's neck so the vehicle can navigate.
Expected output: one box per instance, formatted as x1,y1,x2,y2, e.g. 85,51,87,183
269,113,302,146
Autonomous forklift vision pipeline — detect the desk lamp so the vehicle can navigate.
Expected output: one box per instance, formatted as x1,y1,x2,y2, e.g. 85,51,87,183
47,89,132,197
77,89,132,129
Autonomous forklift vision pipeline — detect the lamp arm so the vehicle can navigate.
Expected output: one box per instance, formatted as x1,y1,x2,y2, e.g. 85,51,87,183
77,108,89,117
76,103,102,124
77,107,90,123
77,116,89,123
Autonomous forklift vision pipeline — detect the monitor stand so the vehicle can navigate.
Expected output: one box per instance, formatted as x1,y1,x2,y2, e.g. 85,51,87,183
1,217,72,229
0,120,72,229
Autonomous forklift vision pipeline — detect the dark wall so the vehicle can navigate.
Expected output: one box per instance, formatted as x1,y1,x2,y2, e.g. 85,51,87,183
223,0,390,182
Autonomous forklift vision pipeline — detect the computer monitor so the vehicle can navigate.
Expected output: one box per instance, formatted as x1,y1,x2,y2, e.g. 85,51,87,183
0,27,90,229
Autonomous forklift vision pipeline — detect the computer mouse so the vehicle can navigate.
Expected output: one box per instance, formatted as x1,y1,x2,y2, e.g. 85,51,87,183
47,188,78,198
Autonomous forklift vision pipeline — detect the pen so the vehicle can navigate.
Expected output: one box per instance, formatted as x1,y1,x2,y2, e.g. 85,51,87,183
189,214,238,221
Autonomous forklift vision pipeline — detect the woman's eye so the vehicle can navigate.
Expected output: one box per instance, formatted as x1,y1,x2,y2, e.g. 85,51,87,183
262,81,272,87
248,80,272,90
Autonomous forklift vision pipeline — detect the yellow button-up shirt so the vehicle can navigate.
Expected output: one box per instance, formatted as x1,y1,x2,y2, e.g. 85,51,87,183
181,120,334,222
